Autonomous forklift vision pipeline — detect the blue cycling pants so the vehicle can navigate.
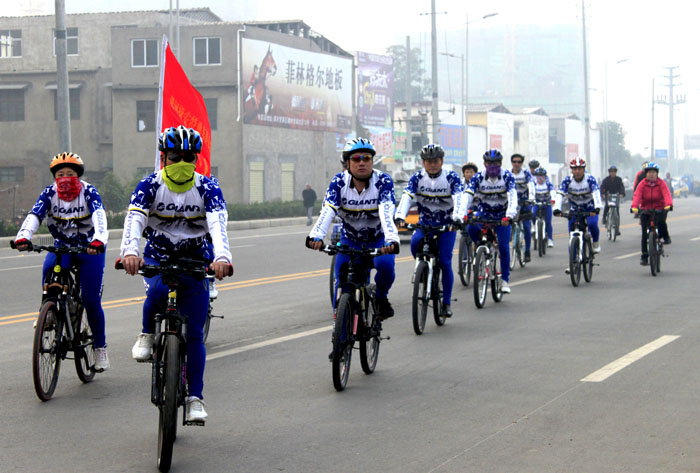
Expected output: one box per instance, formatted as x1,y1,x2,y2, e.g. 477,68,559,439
410,229,457,305
334,237,395,301
521,209,532,252
568,214,600,242
467,223,512,282
142,257,209,400
43,252,106,348
533,204,553,239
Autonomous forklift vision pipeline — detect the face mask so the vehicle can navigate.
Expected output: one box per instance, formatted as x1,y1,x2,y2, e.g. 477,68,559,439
485,164,501,178
163,162,196,192
55,176,82,201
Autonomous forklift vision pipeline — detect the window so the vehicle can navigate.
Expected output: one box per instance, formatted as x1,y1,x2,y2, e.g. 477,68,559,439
249,162,264,203
0,89,24,121
53,27,78,56
132,39,158,67
0,29,21,58
0,166,24,183
204,98,217,130
281,163,295,201
193,37,221,66
53,88,80,120
136,100,155,132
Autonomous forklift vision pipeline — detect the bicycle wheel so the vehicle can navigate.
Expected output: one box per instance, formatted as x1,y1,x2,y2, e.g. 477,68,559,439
74,304,96,383
202,302,213,344
491,251,503,303
412,260,429,335
329,254,337,306
332,293,353,391
458,235,471,287
157,334,180,473
537,220,545,257
473,247,488,308
433,266,446,326
359,285,380,374
649,231,658,276
611,208,619,242
569,236,581,287
509,226,519,270
33,300,63,401
583,237,594,283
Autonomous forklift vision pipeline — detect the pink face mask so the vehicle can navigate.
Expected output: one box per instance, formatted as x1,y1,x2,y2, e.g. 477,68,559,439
56,176,81,201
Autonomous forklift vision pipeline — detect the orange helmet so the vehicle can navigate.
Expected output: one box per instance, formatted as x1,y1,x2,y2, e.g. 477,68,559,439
50,152,84,177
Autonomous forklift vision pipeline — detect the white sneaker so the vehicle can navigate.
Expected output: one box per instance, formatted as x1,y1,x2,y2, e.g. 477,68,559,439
132,333,155,361
547,239,554,248
186,396,208,423
501,281,511,294
592,242,601,254
95,347,110,371
209,281,218,300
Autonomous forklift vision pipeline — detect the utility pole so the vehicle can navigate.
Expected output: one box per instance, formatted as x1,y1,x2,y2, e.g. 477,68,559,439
405,36,413,157
55,0,71,152
581,1,590,163
650,78,655,161
656,66,686,175
430,0,439,144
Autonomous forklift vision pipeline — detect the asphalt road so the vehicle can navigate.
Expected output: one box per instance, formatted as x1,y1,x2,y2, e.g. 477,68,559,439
1,197,699,473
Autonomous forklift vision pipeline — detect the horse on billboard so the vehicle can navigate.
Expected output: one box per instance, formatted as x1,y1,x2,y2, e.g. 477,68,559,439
244,45,277,120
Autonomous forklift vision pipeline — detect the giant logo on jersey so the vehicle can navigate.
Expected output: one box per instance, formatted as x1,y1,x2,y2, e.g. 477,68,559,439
155,202,202,212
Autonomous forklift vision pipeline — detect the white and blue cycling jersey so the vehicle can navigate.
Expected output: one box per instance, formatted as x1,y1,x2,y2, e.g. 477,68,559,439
533,175,555,203
17,180,108,247
120,170,232,263
309,170,399,244
395,169,464,225
511,169,536,203
554,173,603,212
462,169,518,219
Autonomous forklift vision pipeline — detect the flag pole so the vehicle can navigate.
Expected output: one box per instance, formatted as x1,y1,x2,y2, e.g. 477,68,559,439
155,35,168,171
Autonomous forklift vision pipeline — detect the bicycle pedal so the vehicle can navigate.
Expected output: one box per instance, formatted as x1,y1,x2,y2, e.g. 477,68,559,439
381,335,391,341
184,420,205,427
212,314,224,319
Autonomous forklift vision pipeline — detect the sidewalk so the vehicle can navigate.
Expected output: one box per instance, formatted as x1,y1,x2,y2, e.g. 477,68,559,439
0,216,308,246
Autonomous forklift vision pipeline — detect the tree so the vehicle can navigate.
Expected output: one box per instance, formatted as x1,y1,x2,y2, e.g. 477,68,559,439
99,171,128,214
598,120,632,169
386,45,430,104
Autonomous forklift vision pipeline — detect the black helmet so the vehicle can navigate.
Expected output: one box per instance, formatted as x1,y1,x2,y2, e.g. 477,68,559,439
608,165,617,171
533,167,547,176
420,144,445,160
528,159,540,169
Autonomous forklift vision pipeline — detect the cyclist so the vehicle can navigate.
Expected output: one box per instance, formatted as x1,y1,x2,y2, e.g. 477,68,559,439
462,162,478,186
306,138,399,320
14,152,110,371
120,126,233,424
631,161,673,265
633,161,649,191
510,153,535,262
532,167,555,248
462,149,517,294
553,157,603,254
600,165,626,234
527,159,540,175
395,144,464,317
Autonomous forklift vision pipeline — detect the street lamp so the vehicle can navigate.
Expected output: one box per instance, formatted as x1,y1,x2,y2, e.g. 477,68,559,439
440,51,464,163
465,12,498,160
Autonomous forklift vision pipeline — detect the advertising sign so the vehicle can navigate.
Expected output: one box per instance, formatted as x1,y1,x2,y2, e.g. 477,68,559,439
357,51,393,129
439,124,466,165
241,38,352,131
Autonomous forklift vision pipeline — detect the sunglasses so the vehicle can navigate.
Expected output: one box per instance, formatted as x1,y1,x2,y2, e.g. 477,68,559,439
349,155,373,163
167,153,197,163
512,160,523,164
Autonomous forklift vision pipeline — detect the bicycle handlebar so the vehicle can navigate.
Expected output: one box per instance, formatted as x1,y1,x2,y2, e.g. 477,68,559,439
321,244,385,257
10,240,90,255
405,223,454,232
115,257,230,279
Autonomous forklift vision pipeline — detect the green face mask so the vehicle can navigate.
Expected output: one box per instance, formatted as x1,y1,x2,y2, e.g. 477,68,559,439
163,161,196,192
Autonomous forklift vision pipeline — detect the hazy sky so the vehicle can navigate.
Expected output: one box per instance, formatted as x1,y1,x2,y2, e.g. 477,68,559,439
7,0,698,156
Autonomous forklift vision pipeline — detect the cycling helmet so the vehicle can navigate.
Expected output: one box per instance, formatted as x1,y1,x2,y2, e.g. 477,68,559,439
462,162,478,173
534,167,547,176
528,159,540,169
569,157,586,168
641,161,649,168
159,126,202,153
645,161,660,173
608,165,618,171
420,143,445,160
50,152,84,177
483,149,503,162
342,138,376,161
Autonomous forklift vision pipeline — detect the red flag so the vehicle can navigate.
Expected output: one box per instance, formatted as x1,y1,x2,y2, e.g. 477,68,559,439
156,37,212,176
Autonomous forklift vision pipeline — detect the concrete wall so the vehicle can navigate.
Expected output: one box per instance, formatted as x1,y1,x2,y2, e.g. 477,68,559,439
487,112,514,158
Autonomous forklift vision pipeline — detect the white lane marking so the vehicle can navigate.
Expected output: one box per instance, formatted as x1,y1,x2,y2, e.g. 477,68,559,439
230,244,255,249
0,255,27,260
229,230,308,241
0,265,43,272
690,236,700,241
614,251,641,260
510,275,552,287
207,325,332,360
581,335,680,383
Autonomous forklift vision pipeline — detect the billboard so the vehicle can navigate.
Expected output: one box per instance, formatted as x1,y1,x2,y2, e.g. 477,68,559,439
439,124,466,165
366,126,393,156
241,38,353,131
357,51,393,129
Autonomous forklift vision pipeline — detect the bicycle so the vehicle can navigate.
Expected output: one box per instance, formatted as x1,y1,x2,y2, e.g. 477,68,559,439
406,223,452,335
468,217,505,308
328,218,342,306
558,211,597,287
202,284,223,344
641,209,666,276
322,244,390,392
533,202,551,257
605,193,621,242
116,257,224,473
510,201,531,269
10,241,97,402
457,223,474,287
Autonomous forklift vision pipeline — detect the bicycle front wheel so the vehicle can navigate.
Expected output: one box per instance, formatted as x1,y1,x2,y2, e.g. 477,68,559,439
473,247,488,308
537,220,546,257
74,303,95,383
332,293,354,391
569,236,581,287
509,226,519,270
611,209,619,242
649,231,658,276
33,300,63,401
202,302,213,344
157,334,180,472
583,237,594,283
432,266,446,326
491,251,503,303
329,254,337,306
359,285,380,374
458,235,471,287
412,260,429,335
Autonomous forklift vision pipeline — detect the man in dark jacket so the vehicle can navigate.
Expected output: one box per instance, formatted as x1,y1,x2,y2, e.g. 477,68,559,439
302,184,317,225
600,165,626,229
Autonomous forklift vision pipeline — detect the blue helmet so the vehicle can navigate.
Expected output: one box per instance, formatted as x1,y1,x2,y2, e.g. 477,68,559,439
534,167,547,176
483,149,503,162
159,126,202,153
645,161,660,173
608,165,618,171
342,138,376,161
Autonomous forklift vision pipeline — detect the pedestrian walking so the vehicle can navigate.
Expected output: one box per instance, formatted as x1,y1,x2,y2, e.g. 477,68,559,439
302,184,317,225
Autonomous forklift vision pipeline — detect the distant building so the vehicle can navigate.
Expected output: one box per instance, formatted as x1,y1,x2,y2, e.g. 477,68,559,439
511,107,549,165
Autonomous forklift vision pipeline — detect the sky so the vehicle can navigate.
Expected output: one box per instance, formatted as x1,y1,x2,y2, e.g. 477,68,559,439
7,0,699,157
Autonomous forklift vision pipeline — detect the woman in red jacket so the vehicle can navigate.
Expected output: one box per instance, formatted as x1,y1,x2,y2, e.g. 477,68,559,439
631,162,673,265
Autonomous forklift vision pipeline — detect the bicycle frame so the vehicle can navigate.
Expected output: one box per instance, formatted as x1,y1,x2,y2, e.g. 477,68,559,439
566,212,591,263
408,223,451,301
